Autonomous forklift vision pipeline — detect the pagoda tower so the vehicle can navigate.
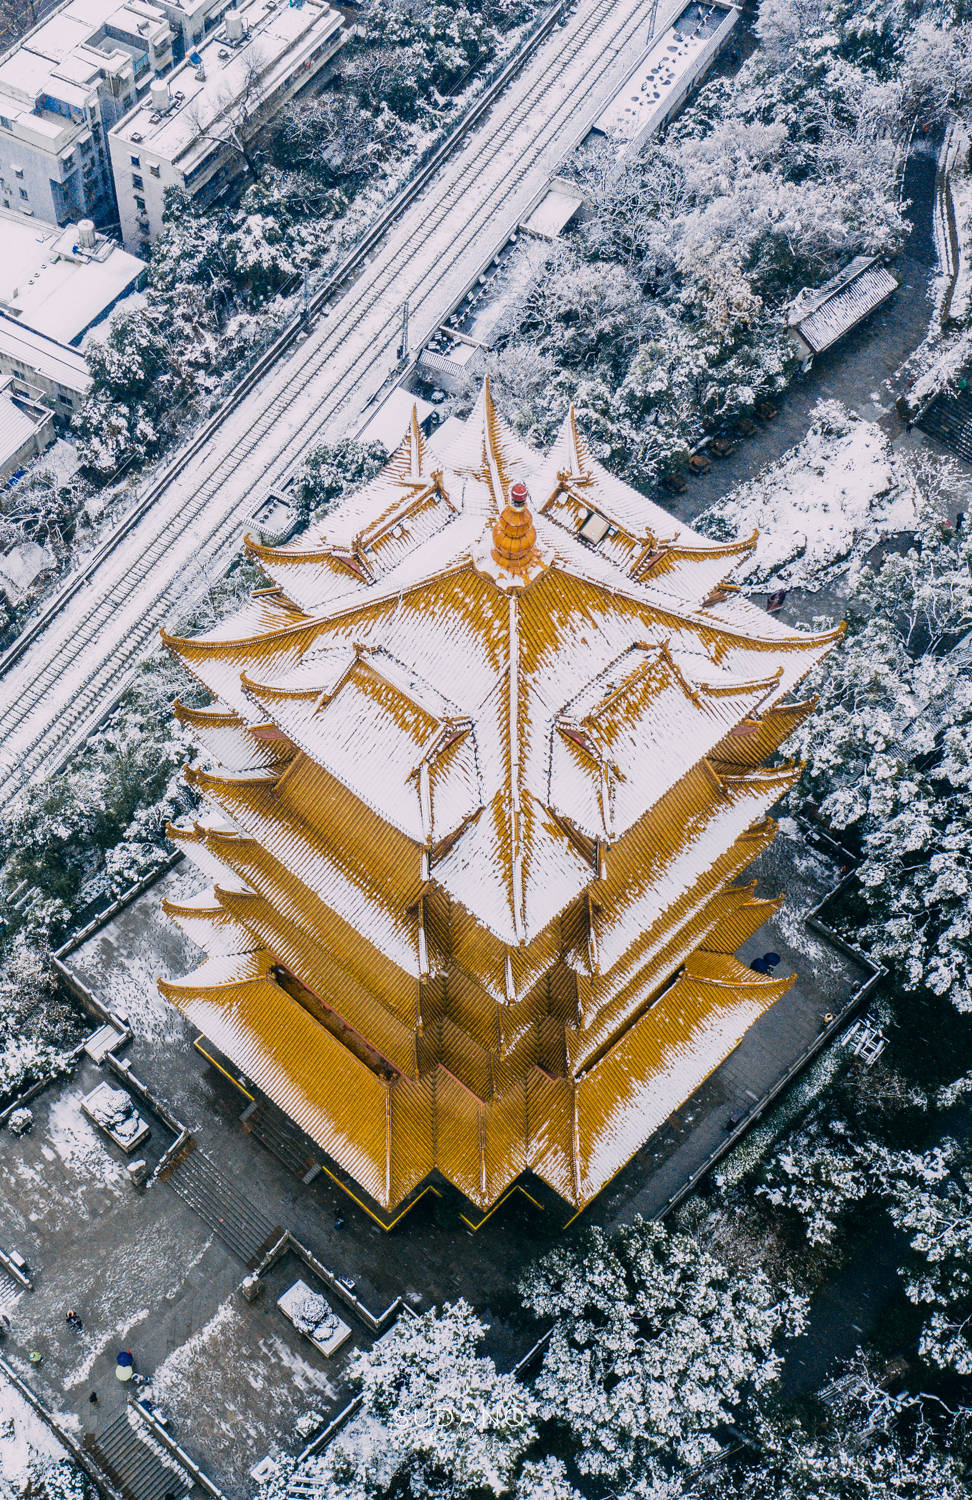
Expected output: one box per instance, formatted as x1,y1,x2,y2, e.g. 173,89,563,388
159,384,840,1218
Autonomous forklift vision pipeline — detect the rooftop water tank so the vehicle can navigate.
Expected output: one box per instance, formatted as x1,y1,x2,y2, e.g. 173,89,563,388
149,79,170,113
77,218,96,249
225,10,244,41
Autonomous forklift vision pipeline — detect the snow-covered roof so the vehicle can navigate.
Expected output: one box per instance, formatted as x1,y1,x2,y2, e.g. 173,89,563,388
109,0,344,172
160,383,838,1215
0,313,91,395
788,256,899,355
0,208,145,345
593,0,738,148
166,386,838,956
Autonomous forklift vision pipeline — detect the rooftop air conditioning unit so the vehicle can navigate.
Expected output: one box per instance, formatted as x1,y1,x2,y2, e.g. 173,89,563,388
131,131,143,142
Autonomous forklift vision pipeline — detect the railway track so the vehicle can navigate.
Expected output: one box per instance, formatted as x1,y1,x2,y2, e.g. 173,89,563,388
0,0,671,794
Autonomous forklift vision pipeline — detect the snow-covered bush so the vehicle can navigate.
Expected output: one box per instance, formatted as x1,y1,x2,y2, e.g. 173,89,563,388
521,1219,806,1491
881,1141,972,1374
6,1106,33,1136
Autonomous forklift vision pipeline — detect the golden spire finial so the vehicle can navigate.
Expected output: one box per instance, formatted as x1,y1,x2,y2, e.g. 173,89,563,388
492,480,539,574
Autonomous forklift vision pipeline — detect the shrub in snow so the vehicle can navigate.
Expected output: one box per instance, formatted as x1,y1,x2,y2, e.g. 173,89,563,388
880,1141,972,1375
520,1219,806,1491
6,1107,33,1136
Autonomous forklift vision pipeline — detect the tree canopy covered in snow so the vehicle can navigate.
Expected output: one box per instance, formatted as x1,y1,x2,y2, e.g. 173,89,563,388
786,475,972,1012
520,1219,806,1492
477,0,972,484
291,1301,537,1499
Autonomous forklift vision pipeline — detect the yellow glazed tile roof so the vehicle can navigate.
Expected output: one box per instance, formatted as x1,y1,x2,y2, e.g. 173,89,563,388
158,384,840,1215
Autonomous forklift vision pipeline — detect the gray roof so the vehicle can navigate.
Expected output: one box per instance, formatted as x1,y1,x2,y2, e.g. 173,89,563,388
790,257,898,355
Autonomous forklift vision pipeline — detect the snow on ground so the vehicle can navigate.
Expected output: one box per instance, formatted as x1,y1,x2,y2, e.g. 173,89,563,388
699,402,916,592
45,1095,126,1200
0,1377,69,1490
148,1297,336,1474
66,864,207,1045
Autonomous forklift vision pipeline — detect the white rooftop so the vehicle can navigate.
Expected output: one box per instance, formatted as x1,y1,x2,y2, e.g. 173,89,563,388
0,314,92,394
358,387,434,451
788,256,899,355
112,0,342,169
594,0,735,145
0,384,49,465
521,183,583,240
0,209,145,344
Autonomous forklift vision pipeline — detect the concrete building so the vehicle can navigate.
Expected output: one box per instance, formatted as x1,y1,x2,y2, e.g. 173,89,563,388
0,373,56,481
108,0,346,253
0,207,144,419
0,0,179,228
0,206,145,343
0,317,91,417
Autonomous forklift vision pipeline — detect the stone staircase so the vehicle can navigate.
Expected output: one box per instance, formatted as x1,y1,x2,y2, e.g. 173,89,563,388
166,1148,281,1267
241,1100,319,1181
918,383,972,462
88,1410,191,1500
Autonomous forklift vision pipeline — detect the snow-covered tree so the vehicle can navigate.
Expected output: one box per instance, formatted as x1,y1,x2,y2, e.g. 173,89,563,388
784,476,972,1011
697,1394,971,1500
755,1120,878,1248
306,1301,537,1498
521,1219,806,1491
881,1141,972,1374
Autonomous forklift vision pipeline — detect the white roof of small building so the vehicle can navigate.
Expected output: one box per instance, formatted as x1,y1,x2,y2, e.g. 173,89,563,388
0,314,91,395
0,384,48,461
0,209,144,345
0,539,54,596
358,388,434,451
521,184,583,240
788,256,899,355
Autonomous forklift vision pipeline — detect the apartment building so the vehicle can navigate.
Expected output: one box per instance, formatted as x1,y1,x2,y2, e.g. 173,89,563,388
0,0,237,231
108,0,346,253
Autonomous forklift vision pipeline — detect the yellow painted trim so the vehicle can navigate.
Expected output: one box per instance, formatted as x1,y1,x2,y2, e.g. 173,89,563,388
194,1037,254,1099
459,1185,546,1232
316,1159,441,1231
